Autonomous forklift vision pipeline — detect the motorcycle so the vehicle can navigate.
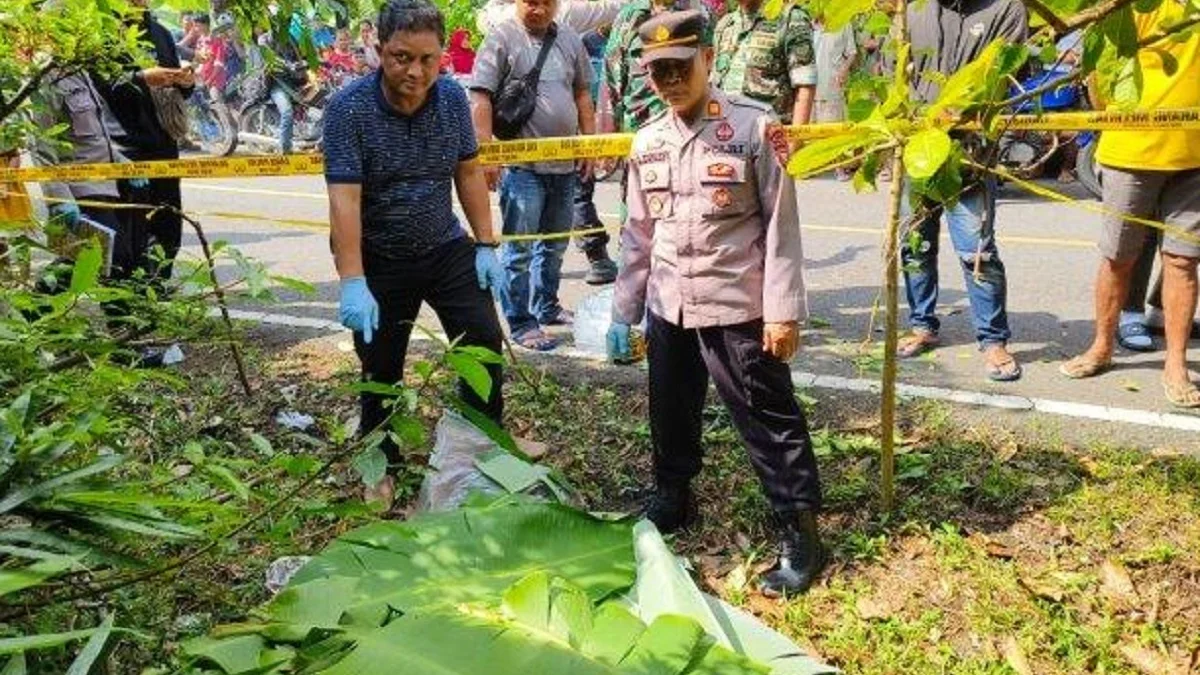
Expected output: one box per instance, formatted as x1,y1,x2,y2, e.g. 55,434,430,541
185,87,239,157
236,75,328,153
1000,68,1102,199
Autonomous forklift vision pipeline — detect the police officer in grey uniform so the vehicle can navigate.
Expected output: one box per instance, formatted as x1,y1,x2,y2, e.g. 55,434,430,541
606,9,824,596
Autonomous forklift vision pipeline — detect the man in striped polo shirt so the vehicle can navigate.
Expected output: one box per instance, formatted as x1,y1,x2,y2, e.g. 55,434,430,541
324,0,508,506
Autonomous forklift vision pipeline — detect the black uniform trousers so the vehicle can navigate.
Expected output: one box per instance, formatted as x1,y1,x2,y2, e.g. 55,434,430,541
356,237,505,469
646,311,822,513
118,147,183,286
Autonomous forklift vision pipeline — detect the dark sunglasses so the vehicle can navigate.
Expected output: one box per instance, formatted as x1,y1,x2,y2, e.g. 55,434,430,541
648,58,694,82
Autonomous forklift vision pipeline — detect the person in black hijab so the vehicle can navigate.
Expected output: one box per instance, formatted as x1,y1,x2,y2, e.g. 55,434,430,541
92,0,194,287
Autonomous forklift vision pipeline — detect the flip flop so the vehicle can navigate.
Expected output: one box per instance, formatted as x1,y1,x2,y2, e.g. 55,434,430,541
1117,320,1155,352
1162,379,1200,409
897,331,940,358
513,328,559,352
544,309,575,327
984,349,1023,382
1059,355,1112,380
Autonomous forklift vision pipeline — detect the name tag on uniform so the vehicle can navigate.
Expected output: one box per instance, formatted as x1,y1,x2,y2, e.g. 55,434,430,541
703,158,745,182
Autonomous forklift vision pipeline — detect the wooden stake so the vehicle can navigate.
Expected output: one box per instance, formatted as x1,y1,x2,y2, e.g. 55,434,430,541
880,0,910,512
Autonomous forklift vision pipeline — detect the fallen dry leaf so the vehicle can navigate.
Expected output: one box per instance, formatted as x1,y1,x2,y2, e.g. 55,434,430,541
984,539,1016,559
1100,559,1139,607
1119,643,1187,675
855,591,905,621
855,596,890,621
1002,637,1035,675
513,437,548,460
1018,574,1065,603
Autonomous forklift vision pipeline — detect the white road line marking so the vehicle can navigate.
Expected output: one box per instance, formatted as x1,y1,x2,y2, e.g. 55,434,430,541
185,184,328,199
220,308,1200,434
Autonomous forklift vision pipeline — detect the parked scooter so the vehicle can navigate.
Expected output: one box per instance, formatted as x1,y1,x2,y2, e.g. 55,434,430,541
1000,68,1102,199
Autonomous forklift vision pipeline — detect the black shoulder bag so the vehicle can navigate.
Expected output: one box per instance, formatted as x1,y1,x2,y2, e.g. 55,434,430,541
492,24,558,141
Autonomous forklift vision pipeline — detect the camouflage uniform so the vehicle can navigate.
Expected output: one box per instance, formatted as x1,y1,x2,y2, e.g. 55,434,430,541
602,0,712,133
711,3,816,123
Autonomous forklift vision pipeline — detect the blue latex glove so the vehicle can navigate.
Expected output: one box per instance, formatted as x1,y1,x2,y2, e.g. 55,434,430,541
49,202,81,228
607,322,632,363
338,276,380,344
127,177,150,189
475,244,507,294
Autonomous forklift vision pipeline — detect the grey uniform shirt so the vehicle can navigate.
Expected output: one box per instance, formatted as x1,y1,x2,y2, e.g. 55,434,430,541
30,72,129,203
908,0,1029,104
613,89,807,329
471,19,593,174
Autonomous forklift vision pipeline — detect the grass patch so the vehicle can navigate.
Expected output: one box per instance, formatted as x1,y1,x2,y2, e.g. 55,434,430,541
502,364,1200,675
17,335,1197,673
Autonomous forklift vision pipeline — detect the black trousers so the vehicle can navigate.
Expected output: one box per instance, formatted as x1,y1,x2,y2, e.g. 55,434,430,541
572,173,610,255
646,312,822,513
356,238,505,468
118,147,183,284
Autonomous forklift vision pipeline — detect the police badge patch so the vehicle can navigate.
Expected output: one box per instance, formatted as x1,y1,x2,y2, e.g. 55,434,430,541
711,187,733,209
766,123,791,166
715,122,735,142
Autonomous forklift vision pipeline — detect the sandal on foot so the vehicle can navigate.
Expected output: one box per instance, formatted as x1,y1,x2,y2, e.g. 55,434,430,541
513,328,559,352
984,348,1023,382
1162,379,1200,409
1117,320,1155,352
1059,355,1112,380
544,309,575,327
897,331,939,358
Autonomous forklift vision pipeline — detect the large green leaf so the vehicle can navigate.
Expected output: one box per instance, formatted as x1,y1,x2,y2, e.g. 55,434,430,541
445,351,493,401
183,635,269,674
903,129,953,180
68,242,102,295
64,613,113,675
318,573,768,675
821,0,874,31
0,454,123,514
924,39,1024,120
0,655,24,675
0,555,79,597
787,129,888,179
276,503,636,634
0,629,100,655
625,522,837,675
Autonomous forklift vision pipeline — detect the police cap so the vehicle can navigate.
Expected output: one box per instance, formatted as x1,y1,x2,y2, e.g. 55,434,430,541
639,10,710,66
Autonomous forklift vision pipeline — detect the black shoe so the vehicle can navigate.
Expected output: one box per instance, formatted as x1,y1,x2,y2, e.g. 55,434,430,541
759,510,827,597
584,249,618,285
642,483,696,534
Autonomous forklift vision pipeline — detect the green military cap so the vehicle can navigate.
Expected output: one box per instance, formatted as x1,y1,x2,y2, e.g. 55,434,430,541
638,9,710,65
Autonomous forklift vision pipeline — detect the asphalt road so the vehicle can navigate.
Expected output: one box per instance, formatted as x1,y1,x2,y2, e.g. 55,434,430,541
170,170,1200,445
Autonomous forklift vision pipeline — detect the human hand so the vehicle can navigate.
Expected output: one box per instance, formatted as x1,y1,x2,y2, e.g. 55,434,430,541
474,244,507,295
141,67,178,88
175,66,196,87
763,321,800,361
484,166,501,191
338,276,380,344
577,158,594,182
49,201,81,229
606,322,632,363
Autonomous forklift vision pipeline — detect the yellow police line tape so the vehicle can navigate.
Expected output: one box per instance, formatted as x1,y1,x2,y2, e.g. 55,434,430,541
3,108,1199,184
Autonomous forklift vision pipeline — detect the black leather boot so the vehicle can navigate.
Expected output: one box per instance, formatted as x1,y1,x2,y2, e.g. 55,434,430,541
760,510,826,597
642,482,696,534
584,248,618,285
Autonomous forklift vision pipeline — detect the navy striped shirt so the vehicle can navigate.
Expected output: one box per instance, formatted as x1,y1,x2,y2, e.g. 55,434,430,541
323,73,479,259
